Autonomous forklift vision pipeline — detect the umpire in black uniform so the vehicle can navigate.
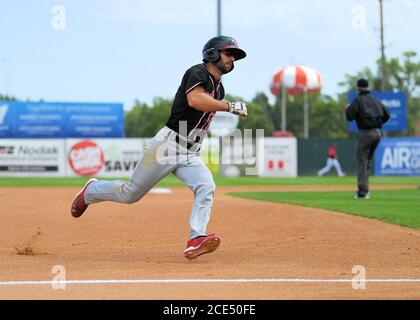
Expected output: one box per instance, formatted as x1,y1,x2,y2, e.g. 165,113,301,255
346,79,390,199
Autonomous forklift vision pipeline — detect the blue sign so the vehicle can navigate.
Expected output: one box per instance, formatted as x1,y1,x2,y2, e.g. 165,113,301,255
347,91,407,132
374,138,420,176
0,101,124,138
0,102,16,137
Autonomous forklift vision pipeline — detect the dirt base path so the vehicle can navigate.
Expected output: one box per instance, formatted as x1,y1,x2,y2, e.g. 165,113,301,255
0,185,419,299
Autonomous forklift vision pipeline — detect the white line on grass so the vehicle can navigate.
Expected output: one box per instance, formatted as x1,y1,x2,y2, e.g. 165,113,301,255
0,278,419,286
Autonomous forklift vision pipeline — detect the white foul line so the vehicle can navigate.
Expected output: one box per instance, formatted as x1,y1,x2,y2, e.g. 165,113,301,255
0,278,419,286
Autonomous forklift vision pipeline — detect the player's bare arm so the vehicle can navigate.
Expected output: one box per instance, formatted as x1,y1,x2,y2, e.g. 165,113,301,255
187,86,230,112
188,86,248,117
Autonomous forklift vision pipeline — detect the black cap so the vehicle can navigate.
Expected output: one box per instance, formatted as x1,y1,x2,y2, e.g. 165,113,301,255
357,78,369,89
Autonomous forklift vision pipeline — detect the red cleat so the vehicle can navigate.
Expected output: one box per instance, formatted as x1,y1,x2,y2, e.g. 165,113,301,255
71,178,97,218
184,234,221,260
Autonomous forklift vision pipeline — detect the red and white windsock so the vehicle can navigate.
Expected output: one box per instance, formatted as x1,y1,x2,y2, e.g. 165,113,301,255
270,65,322,96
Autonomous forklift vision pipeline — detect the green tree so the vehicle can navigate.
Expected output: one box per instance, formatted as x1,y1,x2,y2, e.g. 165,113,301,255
277,93,306,136
269,91,347,138
309,94,348,138
231,91,348,138
0,93,17,101
125,97,172,137
234,92,274,136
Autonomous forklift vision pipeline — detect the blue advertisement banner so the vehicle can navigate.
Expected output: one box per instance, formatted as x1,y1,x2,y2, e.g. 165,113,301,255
374,138,420,176
0,102,16,137
0,101,124,138
347,91,407,132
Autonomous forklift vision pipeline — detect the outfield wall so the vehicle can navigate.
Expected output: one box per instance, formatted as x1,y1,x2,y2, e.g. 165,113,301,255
1,137,419,177
298,138,358,176
219,137,297,177
0,137,220,177
0,139,66,177
374,137,420,176
219,137,357,177
0,137,297,178
0,138,145,177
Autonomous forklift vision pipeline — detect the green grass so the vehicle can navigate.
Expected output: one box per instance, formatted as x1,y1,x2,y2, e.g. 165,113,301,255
0,175,419,187
229,189,420,229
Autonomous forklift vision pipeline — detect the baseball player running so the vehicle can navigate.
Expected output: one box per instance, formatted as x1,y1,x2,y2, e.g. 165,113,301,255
317,144,345,177
71,36,247,260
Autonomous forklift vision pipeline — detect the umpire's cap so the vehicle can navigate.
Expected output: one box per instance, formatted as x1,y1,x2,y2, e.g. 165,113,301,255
202,36,246,63
357,78,369,90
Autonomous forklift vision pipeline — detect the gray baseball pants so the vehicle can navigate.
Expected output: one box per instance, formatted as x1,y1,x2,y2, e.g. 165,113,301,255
357,128,381,196
84,126,215,240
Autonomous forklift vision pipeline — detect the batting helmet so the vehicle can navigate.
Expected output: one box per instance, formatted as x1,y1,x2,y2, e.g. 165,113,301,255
202,36,246,63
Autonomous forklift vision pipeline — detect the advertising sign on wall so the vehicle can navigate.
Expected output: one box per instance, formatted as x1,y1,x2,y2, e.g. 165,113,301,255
0,101,124,138
374,137,420,176
0,137,223,178
0,139,66,176
0,103,15,137
66,138,145,177
199,137,220,174
257,137,297,177
219,131,258,177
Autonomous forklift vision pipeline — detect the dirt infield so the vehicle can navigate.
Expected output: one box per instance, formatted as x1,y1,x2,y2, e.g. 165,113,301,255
0,185,419,299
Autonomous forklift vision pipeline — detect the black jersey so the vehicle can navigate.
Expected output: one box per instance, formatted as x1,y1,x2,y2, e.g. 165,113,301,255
165,64,225,141
346,91,390,130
